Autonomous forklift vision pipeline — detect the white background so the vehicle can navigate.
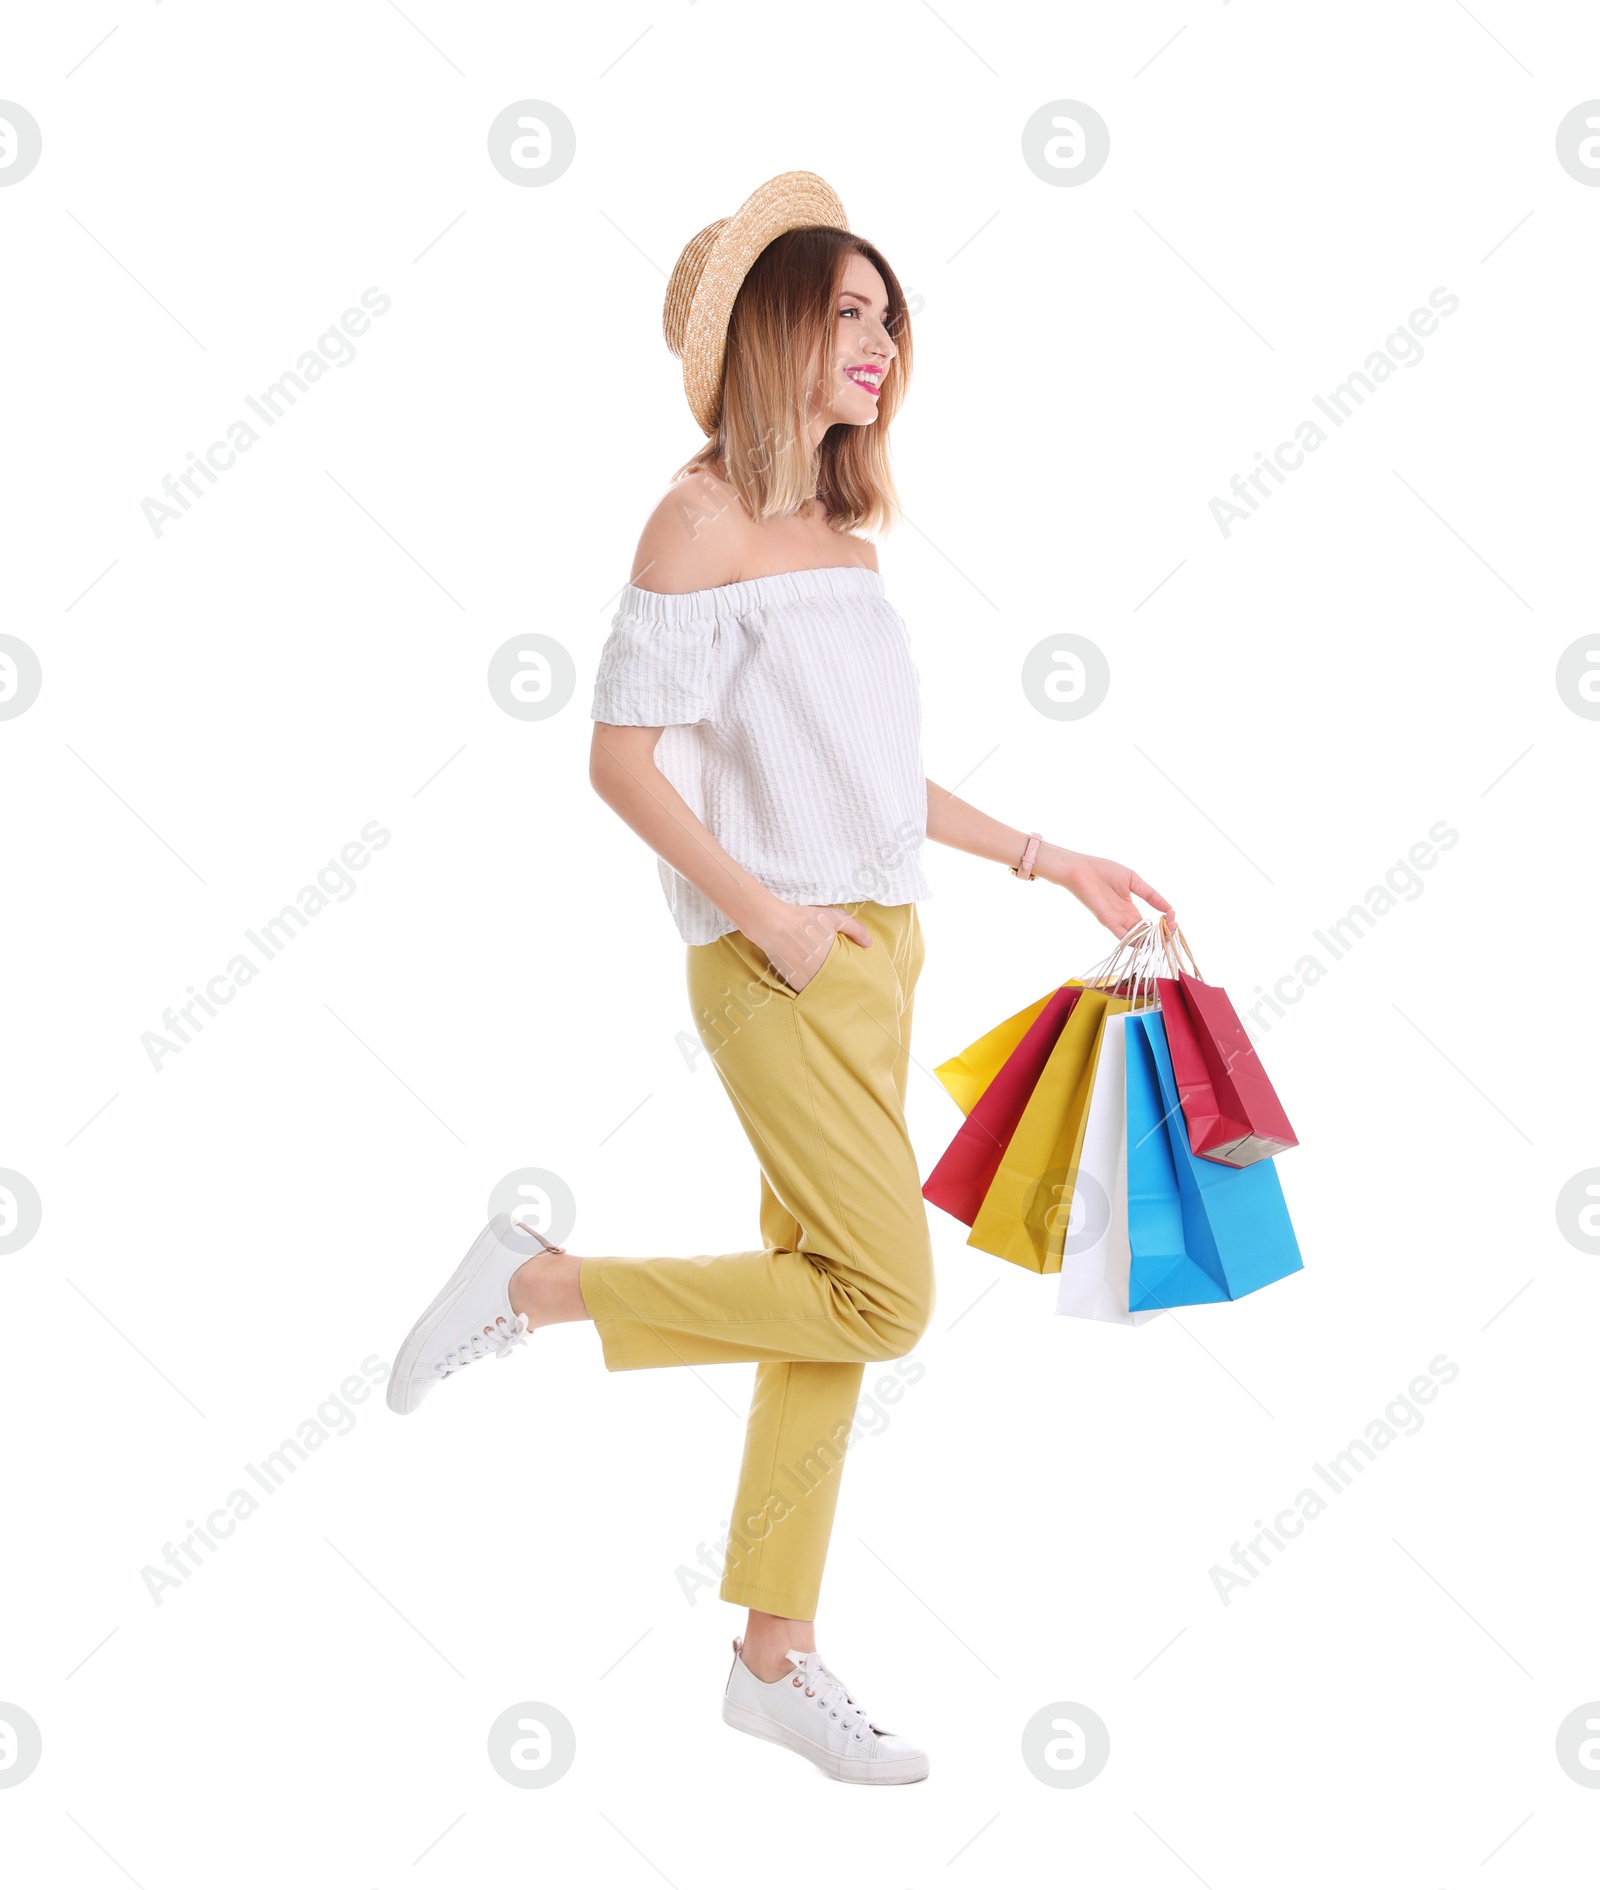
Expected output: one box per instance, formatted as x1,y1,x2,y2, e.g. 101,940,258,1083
3,3,1598,1884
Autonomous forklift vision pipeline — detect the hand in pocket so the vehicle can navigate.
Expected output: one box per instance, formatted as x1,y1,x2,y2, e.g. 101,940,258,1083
751,902,874,993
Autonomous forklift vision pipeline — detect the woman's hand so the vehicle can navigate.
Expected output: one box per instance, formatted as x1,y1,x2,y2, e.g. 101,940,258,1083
1036,843,1174,938
923,781,1173,943
747,899,873,993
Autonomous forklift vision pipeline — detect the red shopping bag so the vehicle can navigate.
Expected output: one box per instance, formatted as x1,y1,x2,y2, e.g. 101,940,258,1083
923,985,1082,1225
1155,972,1298,1167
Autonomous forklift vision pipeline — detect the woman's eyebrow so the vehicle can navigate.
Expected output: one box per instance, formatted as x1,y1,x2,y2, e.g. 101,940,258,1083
838,290,889,313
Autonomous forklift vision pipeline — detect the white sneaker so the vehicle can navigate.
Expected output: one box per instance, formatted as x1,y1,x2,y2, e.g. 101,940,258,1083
386,1213,563,1415
722,1639,929,1784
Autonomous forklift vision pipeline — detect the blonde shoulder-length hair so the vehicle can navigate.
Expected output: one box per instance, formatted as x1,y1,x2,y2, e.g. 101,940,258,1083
672,227,913,537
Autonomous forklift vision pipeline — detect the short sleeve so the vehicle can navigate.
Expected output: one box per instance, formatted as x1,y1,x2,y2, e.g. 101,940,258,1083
590,598,716,727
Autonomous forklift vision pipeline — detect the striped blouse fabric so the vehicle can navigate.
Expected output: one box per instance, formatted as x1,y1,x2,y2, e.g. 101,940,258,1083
590,564,932,945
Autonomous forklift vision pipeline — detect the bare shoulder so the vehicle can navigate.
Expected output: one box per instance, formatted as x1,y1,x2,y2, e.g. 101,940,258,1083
629,465,750,594
847,535,880,573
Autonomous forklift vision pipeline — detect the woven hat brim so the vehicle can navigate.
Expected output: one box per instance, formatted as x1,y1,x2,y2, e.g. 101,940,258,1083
663,218,725,358
677,171,848,435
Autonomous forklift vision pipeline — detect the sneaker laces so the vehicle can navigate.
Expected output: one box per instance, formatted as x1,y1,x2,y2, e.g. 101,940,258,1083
435,1313,529,1378
785,1649,885,1743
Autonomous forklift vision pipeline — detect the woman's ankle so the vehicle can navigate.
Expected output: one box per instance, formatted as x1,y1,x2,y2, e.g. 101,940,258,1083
508,1251,590,1326
740,1609,815,1682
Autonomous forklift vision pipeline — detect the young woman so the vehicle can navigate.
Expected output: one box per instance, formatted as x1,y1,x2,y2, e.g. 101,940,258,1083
387,172,1171,1785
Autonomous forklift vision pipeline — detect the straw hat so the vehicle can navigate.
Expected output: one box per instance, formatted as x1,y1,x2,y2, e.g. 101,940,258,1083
662,169,849,436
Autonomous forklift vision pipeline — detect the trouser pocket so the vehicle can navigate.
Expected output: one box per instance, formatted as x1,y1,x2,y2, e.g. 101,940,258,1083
786,929,852,1003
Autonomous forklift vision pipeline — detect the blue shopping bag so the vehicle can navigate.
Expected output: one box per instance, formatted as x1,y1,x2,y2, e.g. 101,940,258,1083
1124,1008,1303,1310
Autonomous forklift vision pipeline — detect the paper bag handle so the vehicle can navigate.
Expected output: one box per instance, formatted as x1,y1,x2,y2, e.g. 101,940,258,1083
1094,917,1166,1010
1081,914,1163,993
1128,919,1173,1010
1078,917,1146,990
1157,916,1203,981
1079,912,1200,1000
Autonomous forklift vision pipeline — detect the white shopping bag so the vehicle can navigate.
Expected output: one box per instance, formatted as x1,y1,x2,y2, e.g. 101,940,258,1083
1055,1011,1163,1326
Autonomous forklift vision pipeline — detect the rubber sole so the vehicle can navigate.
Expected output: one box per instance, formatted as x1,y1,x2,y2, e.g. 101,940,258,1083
386,1213,525,1415
722,1698,928,1785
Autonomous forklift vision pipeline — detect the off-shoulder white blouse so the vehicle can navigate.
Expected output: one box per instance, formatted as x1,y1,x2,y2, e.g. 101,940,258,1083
590,564,931,945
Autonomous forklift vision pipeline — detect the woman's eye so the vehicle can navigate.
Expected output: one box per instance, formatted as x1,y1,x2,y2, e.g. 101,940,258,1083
839,306,860,318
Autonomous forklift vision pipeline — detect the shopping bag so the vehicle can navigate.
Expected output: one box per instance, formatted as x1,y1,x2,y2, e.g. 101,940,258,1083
968,986,1132,1274
924,986,1082,1227
1054,1011,1162,1325
933,989,1059,1118
1154,972,1298,1167
1124,1009,1302,1309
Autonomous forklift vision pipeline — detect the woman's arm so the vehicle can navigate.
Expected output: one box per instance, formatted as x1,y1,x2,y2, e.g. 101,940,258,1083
590,725,873,987
925,777,1173,938
590,478,874,990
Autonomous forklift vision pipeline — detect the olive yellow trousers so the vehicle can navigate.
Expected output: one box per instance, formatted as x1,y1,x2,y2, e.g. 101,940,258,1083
578,901,933,1621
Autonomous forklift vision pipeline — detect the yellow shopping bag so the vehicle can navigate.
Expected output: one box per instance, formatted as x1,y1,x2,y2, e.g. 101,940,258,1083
933,987,1075,1118
967,987,1133,1273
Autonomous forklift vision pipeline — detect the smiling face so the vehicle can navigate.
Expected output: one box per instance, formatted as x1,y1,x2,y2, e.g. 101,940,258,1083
808,250,899,442
697,227,911,530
